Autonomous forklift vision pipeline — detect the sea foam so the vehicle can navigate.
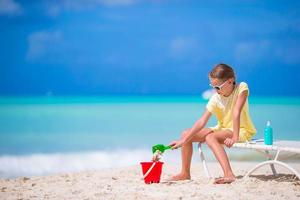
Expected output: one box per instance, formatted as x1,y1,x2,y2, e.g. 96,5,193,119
0,149,182,178
0,147,285,178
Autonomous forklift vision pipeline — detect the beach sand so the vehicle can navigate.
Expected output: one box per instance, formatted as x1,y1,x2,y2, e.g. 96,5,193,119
1,161,299,200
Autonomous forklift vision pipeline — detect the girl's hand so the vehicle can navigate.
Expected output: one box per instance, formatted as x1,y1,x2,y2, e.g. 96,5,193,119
169,139,185,150
224,137,238,148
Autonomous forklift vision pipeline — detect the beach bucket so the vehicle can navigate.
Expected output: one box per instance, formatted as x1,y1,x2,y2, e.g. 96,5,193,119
140,161,164,184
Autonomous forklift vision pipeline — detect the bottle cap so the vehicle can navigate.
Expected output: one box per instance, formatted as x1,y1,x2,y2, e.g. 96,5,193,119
267,120,271,126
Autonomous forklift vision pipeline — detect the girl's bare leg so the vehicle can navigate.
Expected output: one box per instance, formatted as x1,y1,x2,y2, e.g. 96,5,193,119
169,128,213,181
205,130,235,183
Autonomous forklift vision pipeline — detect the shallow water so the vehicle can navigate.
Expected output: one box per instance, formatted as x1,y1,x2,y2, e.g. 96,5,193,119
0,96,299,178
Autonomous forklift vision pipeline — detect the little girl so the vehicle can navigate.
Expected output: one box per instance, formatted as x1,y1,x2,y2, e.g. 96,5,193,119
169,63,256,184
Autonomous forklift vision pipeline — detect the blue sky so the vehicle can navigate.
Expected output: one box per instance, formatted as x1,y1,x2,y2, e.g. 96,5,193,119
1,0,300,96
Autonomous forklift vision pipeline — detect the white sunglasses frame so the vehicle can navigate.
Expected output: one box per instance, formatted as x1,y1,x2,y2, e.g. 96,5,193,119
209,80,229,90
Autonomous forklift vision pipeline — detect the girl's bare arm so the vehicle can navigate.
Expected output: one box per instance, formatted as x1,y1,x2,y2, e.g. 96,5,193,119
224,90,248,147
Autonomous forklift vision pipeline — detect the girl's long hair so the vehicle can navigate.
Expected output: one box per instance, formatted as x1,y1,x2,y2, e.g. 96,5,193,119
209,63,236,84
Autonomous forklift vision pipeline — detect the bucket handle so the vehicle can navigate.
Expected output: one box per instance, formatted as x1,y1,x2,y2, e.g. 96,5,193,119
142,162,157,179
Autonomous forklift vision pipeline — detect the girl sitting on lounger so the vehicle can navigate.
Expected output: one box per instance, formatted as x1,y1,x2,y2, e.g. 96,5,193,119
169,63,256,184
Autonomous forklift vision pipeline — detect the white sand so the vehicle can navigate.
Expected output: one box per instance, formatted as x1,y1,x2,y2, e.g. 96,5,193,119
1,161,300,200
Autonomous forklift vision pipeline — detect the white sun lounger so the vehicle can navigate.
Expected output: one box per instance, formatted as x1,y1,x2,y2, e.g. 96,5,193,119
198,139,300,179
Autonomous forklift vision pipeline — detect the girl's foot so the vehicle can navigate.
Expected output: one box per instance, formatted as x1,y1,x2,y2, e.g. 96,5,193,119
213,176,236,184
168,173,191,181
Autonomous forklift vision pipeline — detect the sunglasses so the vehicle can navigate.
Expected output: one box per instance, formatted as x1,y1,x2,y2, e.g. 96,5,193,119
209,80,228,91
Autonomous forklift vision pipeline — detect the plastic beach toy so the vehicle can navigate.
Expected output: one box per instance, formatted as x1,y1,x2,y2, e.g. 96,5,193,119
140,161,164,184
152,144,172,154
139,144,170,184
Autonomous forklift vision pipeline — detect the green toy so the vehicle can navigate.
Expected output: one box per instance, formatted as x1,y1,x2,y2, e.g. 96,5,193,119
152,144,172,154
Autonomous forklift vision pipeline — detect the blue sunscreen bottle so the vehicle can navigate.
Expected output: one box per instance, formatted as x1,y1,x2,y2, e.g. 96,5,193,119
264,120,273,145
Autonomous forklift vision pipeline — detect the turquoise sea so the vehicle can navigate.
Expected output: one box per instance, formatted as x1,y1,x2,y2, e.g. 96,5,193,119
0,96,299,178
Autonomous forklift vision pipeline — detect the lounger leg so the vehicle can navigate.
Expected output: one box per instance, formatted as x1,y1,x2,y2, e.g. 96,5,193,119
198,143,212,179
270,164,277,176
265,150,277,176
244,160,300,180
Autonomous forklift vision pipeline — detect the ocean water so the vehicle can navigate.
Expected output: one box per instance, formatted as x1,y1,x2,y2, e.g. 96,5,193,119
0,96,299,178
